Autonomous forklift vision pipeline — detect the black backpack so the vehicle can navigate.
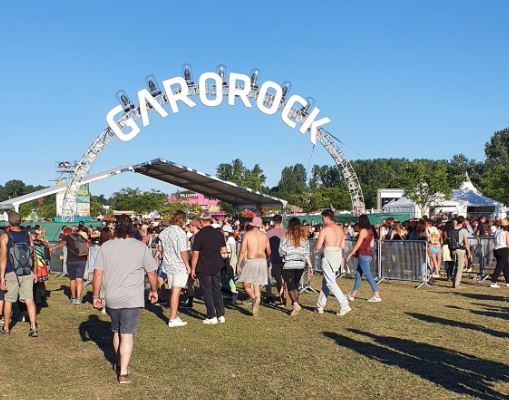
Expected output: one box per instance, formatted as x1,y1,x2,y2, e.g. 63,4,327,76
448,229,465,252
8,232,33,276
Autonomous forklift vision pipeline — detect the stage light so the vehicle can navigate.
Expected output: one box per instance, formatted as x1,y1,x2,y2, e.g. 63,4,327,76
281,81,292,98
145,74,161,97
182,63,194,85
115,90,135,113
301,96,315,113
250,68,260,89
216,64,228,86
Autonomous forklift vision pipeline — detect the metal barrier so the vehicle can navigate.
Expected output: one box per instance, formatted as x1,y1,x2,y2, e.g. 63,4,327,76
379,240,428,286
343,239,380,280
49,244,65,274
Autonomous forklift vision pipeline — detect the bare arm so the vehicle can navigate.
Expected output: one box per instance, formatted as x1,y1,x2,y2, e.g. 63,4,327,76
239,238,248,264
0,234,7,290
463,232,471,258
265,238,271,258
348,229,368,259
191,250,199,278
315,228,326,252
180,250,191,274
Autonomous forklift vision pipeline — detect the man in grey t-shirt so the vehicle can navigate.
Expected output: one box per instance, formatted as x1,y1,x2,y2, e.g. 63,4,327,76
92,215,158,384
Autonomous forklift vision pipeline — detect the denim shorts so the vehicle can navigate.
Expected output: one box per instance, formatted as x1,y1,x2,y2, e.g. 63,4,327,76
67,261,86,280
107,307,142,334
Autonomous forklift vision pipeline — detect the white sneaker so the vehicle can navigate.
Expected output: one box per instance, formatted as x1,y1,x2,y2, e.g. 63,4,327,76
337,306,352,317
218,316,225,324
432,273,440,278
168,318,187,328
202,317,219,325
490,283,500,288
506,283,509,288
315,307,324,314
346,294,355,302
367,296,382,303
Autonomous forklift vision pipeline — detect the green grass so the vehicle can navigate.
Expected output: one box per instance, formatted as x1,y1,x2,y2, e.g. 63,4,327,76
0,276,508,400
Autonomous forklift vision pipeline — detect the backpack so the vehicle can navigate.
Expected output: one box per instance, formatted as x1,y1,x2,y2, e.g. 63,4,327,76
448,229,465,252
8,232,33,276
68,234,89,257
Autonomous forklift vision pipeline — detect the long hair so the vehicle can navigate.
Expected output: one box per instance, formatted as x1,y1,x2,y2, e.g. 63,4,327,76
99,226,112,245
286,217,305,247
115,214,133,239
358,214,371,230
170,210,187,228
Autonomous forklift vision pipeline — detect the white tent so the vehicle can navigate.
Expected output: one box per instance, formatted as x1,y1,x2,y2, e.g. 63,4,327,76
382,196,421,218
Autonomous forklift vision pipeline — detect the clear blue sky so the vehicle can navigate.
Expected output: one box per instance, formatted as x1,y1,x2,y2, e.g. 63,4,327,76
0,1,508,196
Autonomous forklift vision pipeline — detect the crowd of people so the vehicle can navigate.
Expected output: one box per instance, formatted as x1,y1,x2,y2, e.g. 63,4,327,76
0,208,507,384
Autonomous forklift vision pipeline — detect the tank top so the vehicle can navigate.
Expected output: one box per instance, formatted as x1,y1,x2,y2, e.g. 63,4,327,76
6,230,30,273
358,229,374,257
494,228,507,250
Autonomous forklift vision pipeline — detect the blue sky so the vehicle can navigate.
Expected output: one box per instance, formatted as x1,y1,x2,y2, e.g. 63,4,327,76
0,1,508,196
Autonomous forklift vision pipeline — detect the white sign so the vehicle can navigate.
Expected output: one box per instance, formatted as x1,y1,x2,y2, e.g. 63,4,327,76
106,70,331,145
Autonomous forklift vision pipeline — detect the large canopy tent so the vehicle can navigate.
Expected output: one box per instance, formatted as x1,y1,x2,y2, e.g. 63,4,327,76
0,158,287,221
130,159,287,210
382,197,422,219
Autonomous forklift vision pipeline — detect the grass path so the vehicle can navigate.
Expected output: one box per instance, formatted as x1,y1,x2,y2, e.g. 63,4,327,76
0,276,508,399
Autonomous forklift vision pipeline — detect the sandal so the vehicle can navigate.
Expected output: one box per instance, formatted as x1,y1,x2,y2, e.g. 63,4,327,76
118,374,132,384
0,328,10,335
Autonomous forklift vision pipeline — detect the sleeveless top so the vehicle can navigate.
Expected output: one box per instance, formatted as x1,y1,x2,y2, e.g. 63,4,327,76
494,228,507,250
358,229,374,257
6,230,30,273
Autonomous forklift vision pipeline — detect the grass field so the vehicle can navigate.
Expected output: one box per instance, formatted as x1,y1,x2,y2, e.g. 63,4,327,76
0,275,508,400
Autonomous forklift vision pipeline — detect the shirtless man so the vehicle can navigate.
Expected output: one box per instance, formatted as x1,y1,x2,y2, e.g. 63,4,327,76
315,209,352,316
237,217,271,316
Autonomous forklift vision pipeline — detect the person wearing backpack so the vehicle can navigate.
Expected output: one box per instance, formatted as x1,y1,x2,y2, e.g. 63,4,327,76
0,211,38,337
448,216,472,289
59,227,89,304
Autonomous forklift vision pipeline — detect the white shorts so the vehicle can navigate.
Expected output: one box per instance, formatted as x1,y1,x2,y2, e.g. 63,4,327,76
165,271,189,289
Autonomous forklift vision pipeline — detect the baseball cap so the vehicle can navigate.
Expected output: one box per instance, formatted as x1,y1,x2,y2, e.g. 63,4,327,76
249,217,263,228
7,210,21,226
199,212,212,220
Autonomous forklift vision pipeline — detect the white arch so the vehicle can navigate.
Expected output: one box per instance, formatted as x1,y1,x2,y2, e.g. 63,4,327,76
61,67,365,221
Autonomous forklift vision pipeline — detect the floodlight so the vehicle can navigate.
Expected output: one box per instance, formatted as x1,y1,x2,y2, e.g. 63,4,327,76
281,81,292,98
182,63,194,85
216,64,228,86
145,74,162,96
250,68,260,89
115,90,135,113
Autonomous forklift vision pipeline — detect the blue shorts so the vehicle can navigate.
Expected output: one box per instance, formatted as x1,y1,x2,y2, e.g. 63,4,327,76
107,307,142,334
430,245,441,255
67,261,86,280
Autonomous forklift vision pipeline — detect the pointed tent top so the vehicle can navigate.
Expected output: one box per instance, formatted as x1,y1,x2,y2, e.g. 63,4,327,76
460,171,477,192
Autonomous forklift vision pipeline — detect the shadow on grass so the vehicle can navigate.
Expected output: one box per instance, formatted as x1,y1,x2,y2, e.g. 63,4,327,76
446,304,509,322
324,329,509,400
452,292,508,302
407,312,509,339
78,314,116,367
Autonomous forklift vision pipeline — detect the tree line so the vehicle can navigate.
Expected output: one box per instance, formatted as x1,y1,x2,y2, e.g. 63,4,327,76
1,128,508,218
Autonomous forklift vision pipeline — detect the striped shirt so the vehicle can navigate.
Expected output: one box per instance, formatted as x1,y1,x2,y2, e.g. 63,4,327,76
279,237,309,270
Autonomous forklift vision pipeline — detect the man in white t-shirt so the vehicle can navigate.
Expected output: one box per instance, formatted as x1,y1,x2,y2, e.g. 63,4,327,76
158,211,191,328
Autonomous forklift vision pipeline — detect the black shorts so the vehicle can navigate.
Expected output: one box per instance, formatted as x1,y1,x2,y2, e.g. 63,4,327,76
107,307,142,334
282,269,304,291
0,289,4,302
67,261,86,280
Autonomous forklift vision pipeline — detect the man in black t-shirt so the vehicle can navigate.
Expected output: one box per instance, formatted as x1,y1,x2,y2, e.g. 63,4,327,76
475,216,491,277
191,214,227,325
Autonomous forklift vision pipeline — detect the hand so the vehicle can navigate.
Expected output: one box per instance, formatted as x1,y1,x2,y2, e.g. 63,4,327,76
191,270,197,280
0,277,6,291
93,298,103,309
33,274,38,283
308,267,314,277
148,290,158,304
345,255,351,263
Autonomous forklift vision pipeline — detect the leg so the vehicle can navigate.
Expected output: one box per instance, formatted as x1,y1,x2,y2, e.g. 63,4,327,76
282,270,298,304
322,259,349,309
265,263,273,298
243,282,256,300
211,272,225,318
198,274,216,319
113,332,120,358
168,287,181,320
358,256,379,295
316,274,330,308
453,250,465,288
491,249,504,283
351,264,364,297
253,284,262,300
118,334,134,376
25,299,37,330
76,279,83,300
69,279,76,299
2,301,12,331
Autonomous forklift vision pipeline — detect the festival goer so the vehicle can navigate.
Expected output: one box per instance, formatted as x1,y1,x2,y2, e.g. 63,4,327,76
279,218,313,316
191,213,226,325
92,214,158,384
267,215,285,305
222,224,239,305
475,216,491,279
60,227,89,304
237,217,271,316
159,211,191,328
0,211,38,336
346,214,381,303
182,220,201,309
314,209,352,316
426,220,442,278
490,219,509,288
450,216,472,289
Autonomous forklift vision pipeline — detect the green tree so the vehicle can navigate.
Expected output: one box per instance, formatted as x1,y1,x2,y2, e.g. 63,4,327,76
401,160,451,212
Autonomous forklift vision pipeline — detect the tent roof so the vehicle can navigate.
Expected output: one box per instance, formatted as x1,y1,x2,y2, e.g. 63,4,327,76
451,179,501,207
382,196,417,209
131,159,287,209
